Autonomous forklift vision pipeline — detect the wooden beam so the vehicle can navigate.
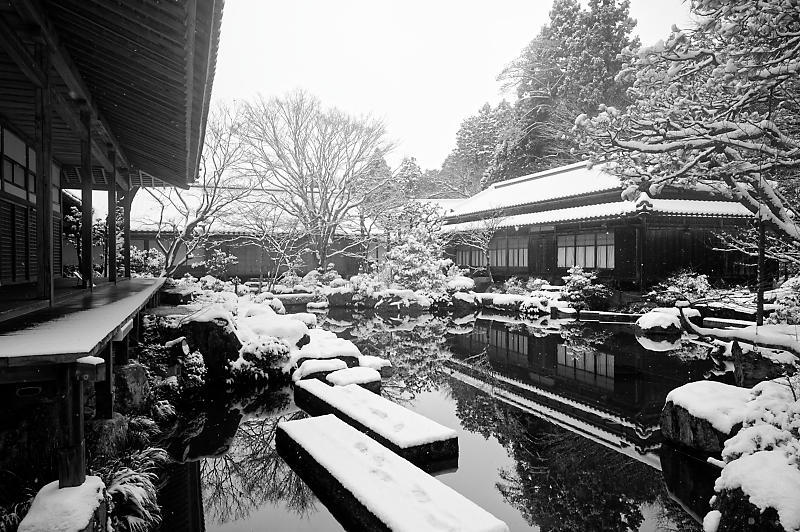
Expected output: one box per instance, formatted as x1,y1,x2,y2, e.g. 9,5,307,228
80,108,93,290
35,41,54,303
13,0,129,168
0,14,46,86
107,149,117,283
184,0,197,181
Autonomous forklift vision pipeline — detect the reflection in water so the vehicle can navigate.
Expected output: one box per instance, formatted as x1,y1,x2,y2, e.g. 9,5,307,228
201,412,316,524
160,311,718,531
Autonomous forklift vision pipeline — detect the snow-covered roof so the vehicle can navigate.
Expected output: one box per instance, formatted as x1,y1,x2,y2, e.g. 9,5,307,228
441,193,752,233
446,161,622,218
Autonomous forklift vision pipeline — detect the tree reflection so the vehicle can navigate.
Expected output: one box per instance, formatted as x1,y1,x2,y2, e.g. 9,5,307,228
447,378,701,531
201,411,316,524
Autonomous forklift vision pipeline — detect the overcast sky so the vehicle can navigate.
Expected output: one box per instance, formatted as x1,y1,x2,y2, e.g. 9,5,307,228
211,0,693,170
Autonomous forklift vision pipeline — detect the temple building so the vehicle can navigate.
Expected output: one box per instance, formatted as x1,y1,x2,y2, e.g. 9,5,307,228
442,161,755,289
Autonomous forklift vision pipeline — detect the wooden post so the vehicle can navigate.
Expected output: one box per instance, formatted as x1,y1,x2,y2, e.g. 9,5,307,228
95,343,114,419
57,365,86,488
34,42,54,303
80,108,93,290
113,337,129,366
107,150,117,283
756,219,765,326
123,186,137,278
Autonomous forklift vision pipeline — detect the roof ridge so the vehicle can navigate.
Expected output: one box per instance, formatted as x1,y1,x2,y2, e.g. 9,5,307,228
493,160,590,189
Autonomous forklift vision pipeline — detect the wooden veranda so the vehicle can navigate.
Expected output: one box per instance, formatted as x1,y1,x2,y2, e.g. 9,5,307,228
0,0,223,491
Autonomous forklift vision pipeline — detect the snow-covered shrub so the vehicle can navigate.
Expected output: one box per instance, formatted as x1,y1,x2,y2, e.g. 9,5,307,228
561,265,611,311
502,276,528,295
267,297,286,315
130,245,165,277
526,277,548,291
320,263,342,284
198,274,225,292
446,275,475,293
197,249,238,278
230,336,291,381
768,276,800,325
329,277,349,289
349,272,387,299
301,269,321,287
384,225,450,293
179,351,206,391
278,269,301,289
650,268,710,306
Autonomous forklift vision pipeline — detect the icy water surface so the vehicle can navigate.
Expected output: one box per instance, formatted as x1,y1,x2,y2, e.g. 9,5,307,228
161,310,724,531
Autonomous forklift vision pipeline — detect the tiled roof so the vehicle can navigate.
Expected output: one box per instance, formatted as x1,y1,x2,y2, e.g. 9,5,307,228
446,161,622,218
441,195,752,233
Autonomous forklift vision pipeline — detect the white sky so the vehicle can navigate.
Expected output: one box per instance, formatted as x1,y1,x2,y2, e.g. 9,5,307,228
211,0,693,170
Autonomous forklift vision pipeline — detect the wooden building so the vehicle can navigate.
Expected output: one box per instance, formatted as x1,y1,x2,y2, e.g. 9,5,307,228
0,0,223,496
443,161,754,289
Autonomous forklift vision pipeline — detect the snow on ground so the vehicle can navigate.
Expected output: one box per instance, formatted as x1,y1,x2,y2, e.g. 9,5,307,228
665,381,751,433
447,276,475,292
278,415,508,532
292,359,348,382
19,476,105,532
714,450,800,531
326,367,381,386
358,355,392,371
238,313,309,346
286,312,318,327
295,380,457,448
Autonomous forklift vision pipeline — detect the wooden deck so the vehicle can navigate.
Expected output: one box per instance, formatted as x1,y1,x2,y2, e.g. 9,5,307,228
0,277,165,368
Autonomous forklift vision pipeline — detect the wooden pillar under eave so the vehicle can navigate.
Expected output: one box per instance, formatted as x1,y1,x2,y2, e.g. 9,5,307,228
80,108,93,291
34,43,54,303
107,151,117,283
57,364,86,488
123,186,138,278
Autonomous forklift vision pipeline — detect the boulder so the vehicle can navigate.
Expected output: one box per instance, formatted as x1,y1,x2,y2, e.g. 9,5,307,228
660,402,736,454
732,341,796,388
326,290,355,308
179,317,242,382
115,361,152,413
713,487,784,532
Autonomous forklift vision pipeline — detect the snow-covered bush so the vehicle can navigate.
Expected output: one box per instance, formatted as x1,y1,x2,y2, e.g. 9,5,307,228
768,276,800,325
561,266,611,311
278,269,301,289
199,274,225,292
650,268,710,306
130,245,165,277
230,336,291,381
446,275,475,293
320,263,342,284
198,249,238,278
384,225,451,293
526,277,548,291
179,351,206,391
329,277,349,289
502,276,528,295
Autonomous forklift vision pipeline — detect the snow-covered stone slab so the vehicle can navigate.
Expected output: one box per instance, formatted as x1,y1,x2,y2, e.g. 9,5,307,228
294,379,458,466
276,415,506,532
358,354,393,377
19,476,106,532
326,367,382,393
292,358,348,382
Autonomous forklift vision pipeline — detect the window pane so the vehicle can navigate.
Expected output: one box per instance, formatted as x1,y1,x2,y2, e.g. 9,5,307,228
576,246,585,266
576,233,593,246
606,245,615,269
13,164,25,187
557,235,572,247
2,159,12,182
585,246,595,268
557,247,566,267
597,246,607,268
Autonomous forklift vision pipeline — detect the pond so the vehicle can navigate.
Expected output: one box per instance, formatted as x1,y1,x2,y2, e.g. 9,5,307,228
160,310,725,532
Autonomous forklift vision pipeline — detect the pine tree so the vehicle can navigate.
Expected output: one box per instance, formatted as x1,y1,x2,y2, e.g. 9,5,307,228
485,0,639,186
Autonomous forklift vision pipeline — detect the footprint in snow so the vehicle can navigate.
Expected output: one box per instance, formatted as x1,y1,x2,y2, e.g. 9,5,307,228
370,468,392,482
393,423,405,432
369,408,388,419
411,485,431,503
354,441,368,454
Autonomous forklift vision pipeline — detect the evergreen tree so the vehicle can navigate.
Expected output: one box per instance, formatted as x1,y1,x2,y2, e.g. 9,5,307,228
485,0,639,186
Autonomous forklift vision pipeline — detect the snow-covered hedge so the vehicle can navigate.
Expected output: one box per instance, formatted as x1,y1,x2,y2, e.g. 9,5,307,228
230,336,291,381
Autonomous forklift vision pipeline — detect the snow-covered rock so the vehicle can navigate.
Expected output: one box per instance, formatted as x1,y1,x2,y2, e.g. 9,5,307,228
19,476,106,532
446,276,475,292
661,381,751,453
292,358,348,382
238,313,309,347
326,367,381,386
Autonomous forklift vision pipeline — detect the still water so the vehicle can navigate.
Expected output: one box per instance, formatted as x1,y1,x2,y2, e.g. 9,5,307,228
160,310,723,532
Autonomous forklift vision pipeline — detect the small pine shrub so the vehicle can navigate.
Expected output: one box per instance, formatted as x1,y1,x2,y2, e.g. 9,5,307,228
650,268,710,306
230,336,291,381
561,266,611,311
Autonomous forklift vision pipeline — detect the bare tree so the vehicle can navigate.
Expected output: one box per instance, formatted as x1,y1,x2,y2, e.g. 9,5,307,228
454,210,507,282
228,201,309,290
242,90,393,268
143,102,251,276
